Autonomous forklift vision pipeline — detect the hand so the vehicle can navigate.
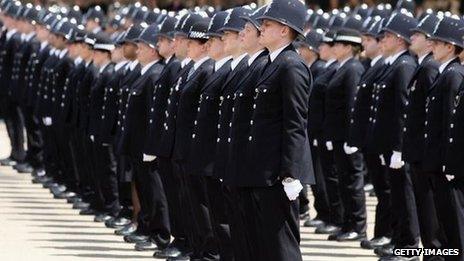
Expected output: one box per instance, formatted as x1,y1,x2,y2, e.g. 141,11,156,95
313,139,318,147
445,175,455,182
379,154,386,166
143,154,157,162
42,117,52,126
389,151,404,169
282,178,303,201
90,135,94,142
325,141,333,151
343,142,358,155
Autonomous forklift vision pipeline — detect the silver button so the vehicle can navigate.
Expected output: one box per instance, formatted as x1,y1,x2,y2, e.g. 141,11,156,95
450,138,453,143
248,136,252,141
192,134,196,138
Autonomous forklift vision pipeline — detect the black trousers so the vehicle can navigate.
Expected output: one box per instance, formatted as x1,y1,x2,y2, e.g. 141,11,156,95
115,155,133,218
132,159,170,248
173,161,217,260
383,151,420,249
332,142,367,234
1,99,25,161
431,172,464,261
224,186,253,261
365,152,392,239
158,157,187,244
40,124,61,181
240,184,302,261
93,143,119,216
71,129,94,201
204,177,233,261
309,142,331,222
21,105,43,168
55,124,79,192
409,163,445,253
318,143,344,226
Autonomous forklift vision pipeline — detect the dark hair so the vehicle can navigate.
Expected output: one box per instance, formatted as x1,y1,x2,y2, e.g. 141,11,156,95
454,46,463,56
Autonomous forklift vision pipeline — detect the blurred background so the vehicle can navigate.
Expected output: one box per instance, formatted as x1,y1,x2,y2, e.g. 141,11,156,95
22,0,464,16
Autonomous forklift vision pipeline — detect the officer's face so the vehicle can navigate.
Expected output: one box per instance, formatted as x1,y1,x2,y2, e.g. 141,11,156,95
222,31,240,55
410,32,427,55
207,37,225,60
319,43,333,61
157,36,175,59
380,32,401,56
332,42,352,61
123,42,138,60
259,19,287,49
362,35,379,58
174,35,189,58
432,40,453,63
187,39,207,60
111,47,125,63
35,25,49,42
241,23,260,53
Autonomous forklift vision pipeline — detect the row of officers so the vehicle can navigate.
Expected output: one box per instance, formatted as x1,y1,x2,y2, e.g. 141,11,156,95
0,0,464,260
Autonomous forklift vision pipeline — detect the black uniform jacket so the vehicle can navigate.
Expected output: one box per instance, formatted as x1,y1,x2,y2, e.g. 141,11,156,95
324,58,365,142
402,54,439,163
187,59,231,176
347,57,386,148
143,56,181,156
172,58,215,162
422,58,464,172
366,51,417,154
240,44,314,187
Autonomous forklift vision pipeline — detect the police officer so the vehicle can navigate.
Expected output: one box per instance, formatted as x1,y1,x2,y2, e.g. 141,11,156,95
403,12,444,257
426,16,464,259
367,11,420,260
235,0,314,259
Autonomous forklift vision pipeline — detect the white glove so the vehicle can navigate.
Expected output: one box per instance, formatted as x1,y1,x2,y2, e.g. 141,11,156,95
42,117,52,126
325,141,333,151
90,135,94,142
343,142,358,155
446,175,455,182
313,139,318,147
379,154,386,166
143,153,157,162
282,179,303,201
389,151,404,169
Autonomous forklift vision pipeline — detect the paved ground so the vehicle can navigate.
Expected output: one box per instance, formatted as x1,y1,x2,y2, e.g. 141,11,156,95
0,122,377,260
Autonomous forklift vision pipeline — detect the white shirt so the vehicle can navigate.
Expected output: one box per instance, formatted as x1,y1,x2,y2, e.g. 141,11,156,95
248,49,265,66
59,49,68,59
439,57,455,74
338,56,352,68
74,56,83,66
387,50,407,65
141,60,159,75
181,58,192,68
164,55,173,64
418,53,429,65
40,41,48,51
129,60,139,71
269,44,290,62
231,53,248,71
25,32,35,42
193,56,210,71
370,55,383,67
215,56,232,72
99,62,110,73
6,29,17,41
115,60,128,72
325,59,336,68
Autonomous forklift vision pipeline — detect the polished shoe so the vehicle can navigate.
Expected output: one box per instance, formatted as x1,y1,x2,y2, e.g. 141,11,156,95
15,163,34,173
32,175,53,184
0,157,17,166
364,183,374,192
115,223,137,236
374,244,395,257
124,234,149,243
31,168,46,177
361,237,391,249
50,185,67,196
105,217,131,228
134,240,158,251
154,246,184,258
73,201,90,210
79,208,96,215
328,231,343,241
67,196,82,204
336,231,367,241
43,181,58,189
166,254,191,261
54,191,77,199
315,224,341,234
303,218,325,228
379,256,420,261
94,213,113,223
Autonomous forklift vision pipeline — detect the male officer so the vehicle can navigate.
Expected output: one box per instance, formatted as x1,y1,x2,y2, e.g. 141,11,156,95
186,11,233,261
235,0,314,259
426,16,464,258
403,13,444,257
367,11,420,260
350,17,391,250
118,23,169,251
